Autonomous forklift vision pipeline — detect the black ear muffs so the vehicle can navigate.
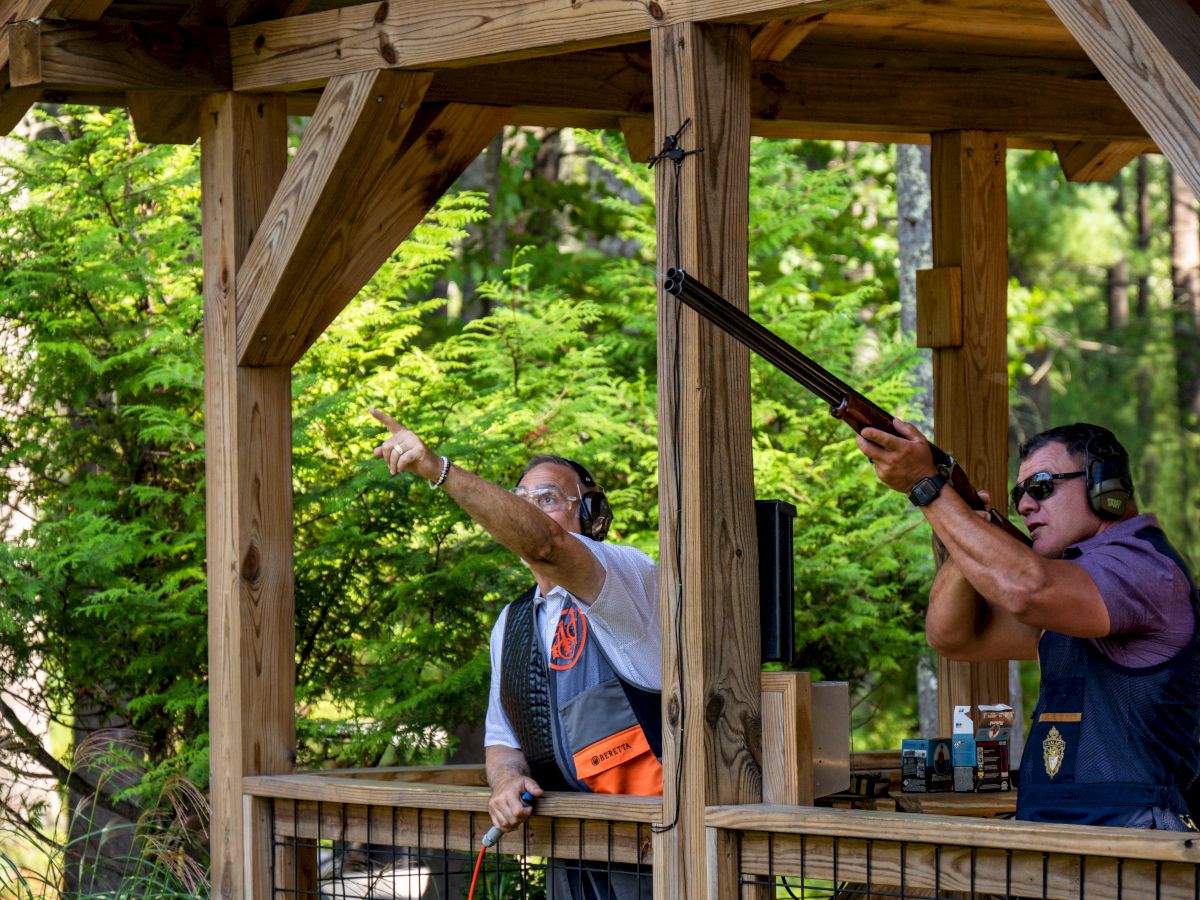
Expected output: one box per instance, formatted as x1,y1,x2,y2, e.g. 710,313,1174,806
559,458,612,541
578,489,613,542
1083,428,1133,520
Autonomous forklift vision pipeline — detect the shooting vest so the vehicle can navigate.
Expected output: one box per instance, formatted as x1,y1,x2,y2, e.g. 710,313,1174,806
1018,526,1200,828
499,588,663,795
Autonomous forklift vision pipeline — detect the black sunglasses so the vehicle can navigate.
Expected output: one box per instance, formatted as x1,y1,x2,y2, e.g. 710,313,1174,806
1010,470,1086,508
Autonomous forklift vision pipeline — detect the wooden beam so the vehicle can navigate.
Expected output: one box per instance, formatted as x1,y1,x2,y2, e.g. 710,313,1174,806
1054,139,1146,182
619,115,656,164
1045,0,1200,196
229,0,876,92
651,21,760,900
8,20,231,92
236,75,508,367
128,91,203,144
0,81,38,132
44,0,113,15
412,50,1154,145
750,14,825,60
749,56,1154,143
928,131,1012,736
915,266,963,348
7,19,38,86
201,91,293,900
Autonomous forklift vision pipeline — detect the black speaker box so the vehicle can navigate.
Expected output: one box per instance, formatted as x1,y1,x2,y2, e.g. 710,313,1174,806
756,499,797,664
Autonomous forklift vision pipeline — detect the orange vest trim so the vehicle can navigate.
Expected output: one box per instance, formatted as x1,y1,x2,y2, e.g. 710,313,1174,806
571,724,664,796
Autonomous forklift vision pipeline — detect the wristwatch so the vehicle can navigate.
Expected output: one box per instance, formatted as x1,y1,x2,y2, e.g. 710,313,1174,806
908,473,948,507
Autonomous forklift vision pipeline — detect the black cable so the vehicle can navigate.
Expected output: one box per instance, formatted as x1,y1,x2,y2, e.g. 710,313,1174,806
648,119,701,836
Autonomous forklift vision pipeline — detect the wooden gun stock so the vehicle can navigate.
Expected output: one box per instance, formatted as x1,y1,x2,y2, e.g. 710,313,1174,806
663,268,1031,546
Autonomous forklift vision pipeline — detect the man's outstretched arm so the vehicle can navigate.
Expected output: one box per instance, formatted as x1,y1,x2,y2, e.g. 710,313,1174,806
370,409,605,601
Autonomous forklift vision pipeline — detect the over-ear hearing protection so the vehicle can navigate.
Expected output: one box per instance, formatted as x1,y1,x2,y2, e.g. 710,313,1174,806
519,455,613,541
1081,425,1133,520
560,458,613,541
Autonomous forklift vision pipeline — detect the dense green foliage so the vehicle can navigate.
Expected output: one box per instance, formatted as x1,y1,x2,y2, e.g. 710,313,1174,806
2,108,1195,894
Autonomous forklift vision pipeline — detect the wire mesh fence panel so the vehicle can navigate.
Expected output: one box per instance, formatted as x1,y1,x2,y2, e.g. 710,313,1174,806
732,831,1200,900
265,798,654,899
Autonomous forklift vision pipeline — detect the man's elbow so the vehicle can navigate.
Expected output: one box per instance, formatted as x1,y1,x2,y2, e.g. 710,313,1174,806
925,623,979,660
521,527,573,567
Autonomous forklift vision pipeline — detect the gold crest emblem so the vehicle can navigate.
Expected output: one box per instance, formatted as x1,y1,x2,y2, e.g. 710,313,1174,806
1043,725,1066,778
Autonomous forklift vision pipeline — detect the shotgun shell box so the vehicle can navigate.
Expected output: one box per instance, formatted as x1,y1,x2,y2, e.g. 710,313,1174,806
952,735,977,791
975,739,1011,791
976,704,1014,743
901,738,954,793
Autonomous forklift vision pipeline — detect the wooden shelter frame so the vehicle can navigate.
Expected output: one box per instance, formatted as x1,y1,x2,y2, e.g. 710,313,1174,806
5,1,1200,897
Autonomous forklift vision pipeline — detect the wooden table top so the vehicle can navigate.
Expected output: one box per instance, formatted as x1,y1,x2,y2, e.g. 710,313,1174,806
892,789,1017,818
819,789,1017,818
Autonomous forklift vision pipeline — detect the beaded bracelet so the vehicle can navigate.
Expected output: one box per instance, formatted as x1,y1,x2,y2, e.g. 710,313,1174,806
428,456,451,490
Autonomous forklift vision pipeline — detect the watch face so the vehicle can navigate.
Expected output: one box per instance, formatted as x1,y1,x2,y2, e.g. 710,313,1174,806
910,476,942,506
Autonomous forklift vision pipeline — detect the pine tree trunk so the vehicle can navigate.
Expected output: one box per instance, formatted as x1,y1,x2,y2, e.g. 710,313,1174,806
1169,168,1199,554
895,143,940,734
1107,173,1130,330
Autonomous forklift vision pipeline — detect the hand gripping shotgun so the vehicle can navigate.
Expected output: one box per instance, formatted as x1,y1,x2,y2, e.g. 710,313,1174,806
662,267,1030,546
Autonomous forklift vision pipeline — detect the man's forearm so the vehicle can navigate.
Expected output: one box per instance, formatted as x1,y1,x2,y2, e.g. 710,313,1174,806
486,745,531,788
920,489,1046,614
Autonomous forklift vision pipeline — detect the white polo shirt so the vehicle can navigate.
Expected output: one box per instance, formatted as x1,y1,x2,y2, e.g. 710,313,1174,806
484,533,660,750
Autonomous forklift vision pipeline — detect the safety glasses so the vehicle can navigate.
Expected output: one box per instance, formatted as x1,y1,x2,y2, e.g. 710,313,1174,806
512,485,580,513
1010,470,1086,508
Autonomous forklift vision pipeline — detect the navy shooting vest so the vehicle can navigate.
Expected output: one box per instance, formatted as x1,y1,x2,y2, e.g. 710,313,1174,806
499,589,662,795
1018,526,1200,828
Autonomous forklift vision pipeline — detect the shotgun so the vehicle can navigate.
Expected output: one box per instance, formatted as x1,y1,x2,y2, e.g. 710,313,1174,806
662,267,1031,546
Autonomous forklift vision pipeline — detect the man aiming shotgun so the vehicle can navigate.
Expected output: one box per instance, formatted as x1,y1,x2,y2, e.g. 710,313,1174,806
665,268,1200,829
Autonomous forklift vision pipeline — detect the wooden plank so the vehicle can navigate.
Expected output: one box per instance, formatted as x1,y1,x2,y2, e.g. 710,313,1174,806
316,764,489,786
929,131,1012,735
651,21,760,900
759,671,813,805
229,0,877,92
1054,139,1146,181
9,20,231,92
236,90,508,366
892,789,1015,817
1045,0,1200,196
728,831,1200,899
127,91,203,144
750,14,825,60
201,91,291,900
915,266,963,348
704,804,1200,862
243,774,663,822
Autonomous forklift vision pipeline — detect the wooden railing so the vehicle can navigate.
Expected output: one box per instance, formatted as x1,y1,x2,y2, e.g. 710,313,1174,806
244,767,1200,898
707,803,1200,899
243,769,660,896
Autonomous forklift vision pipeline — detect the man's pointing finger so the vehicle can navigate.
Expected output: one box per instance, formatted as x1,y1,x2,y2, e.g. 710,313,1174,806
370,408,402,434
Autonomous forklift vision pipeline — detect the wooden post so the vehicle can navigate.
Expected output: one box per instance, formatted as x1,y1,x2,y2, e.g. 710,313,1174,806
201,92,294,900
929,130,1012,735
651,22,761,900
